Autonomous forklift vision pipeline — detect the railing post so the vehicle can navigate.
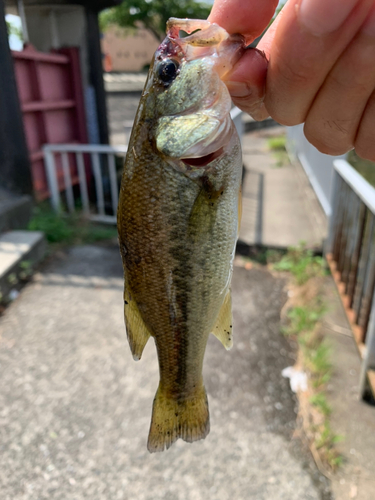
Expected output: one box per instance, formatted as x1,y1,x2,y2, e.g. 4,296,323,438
360,289,375,397
324,165,340,256
44,148,61,212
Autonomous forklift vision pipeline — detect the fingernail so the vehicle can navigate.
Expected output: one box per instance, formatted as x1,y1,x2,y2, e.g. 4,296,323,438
299,0,359,36
362,5,375,36
225,81,252,98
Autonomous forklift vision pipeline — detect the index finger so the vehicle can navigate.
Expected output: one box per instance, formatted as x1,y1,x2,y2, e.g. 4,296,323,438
208,0,279,44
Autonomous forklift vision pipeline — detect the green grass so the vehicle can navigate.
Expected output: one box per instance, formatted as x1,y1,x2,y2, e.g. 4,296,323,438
314,420,344,469
28,204,118,245
267,135,287,151
267,135,290,167
283,299,330,389
28,206,74,243
273,243,327,285
277,243,343,469
347,150,375,188
310,392,331,416
283,305,325,336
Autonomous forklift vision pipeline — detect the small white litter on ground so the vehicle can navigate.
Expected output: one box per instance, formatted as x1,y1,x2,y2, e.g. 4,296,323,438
282,366,308,393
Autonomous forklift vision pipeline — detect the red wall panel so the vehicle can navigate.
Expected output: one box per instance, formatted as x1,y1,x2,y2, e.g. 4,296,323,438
12,45,88,200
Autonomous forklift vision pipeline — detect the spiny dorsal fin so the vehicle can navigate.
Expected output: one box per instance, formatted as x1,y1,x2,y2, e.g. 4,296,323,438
211,290,233,350
124,287,151,361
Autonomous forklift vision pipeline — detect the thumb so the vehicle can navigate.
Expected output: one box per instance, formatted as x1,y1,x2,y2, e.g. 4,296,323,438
209,0,281,120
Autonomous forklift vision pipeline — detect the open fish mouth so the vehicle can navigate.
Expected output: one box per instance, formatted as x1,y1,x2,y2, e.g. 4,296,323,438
153,18,245,171
181,147,225,167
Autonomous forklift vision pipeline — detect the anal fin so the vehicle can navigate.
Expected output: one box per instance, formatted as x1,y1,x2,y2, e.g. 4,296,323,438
211,290,233,350
124,287,151,361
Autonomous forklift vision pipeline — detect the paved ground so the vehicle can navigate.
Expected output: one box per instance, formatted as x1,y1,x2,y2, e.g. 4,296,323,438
0,244,331,499
104,73,147,93
240,127,327,249
106,92,141,146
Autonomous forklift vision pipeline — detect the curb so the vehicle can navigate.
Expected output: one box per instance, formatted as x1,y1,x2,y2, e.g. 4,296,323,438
0,231,46,303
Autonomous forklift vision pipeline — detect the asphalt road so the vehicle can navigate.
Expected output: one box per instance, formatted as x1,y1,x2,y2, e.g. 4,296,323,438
0,243,331,499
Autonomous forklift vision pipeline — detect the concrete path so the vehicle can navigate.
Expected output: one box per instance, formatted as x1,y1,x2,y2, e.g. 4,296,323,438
240,127,327,249
0,244,330,500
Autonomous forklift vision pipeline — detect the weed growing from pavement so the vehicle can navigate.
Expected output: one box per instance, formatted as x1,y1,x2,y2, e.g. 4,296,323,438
28,204,118,246
267,135,286,151
267,134,289,167
273,242,326,285
310,393,331,416
274,244,343,470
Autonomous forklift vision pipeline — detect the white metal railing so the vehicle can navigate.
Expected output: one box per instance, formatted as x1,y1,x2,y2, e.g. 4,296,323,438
43,144,127,224
326,159,375,398
230,106,243,140
286,124,346,217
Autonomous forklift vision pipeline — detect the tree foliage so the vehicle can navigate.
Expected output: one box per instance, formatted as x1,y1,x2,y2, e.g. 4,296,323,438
100,0,212,41
6,19,23,40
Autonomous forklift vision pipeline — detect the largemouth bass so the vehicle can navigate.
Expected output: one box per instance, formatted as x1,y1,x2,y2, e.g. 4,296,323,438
117,18,245,453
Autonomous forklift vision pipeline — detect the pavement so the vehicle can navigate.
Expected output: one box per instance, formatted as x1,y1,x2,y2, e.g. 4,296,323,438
104,73,147,93
239,126,327,249
0,244,331,500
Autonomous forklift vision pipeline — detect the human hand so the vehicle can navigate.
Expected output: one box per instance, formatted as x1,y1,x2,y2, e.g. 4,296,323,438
209,0,375,161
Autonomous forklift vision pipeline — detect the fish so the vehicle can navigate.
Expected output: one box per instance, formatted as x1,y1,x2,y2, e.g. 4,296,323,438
117,18,245,453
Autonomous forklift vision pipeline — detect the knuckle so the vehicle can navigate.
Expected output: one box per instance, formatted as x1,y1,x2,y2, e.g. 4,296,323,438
303,123,350,157
278,53,313,89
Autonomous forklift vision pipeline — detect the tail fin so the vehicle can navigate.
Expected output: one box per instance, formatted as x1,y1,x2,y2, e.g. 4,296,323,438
147,383,210,453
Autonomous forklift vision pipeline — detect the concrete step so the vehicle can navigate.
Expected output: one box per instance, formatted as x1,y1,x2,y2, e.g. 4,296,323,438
0,231,46,302
0,188,33,233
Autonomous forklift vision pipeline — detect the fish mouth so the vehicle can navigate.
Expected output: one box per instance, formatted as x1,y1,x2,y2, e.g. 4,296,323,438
181,147,224,167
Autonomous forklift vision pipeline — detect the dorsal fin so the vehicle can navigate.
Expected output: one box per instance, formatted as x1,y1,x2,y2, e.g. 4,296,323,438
124,286,151,361
211,290,233,350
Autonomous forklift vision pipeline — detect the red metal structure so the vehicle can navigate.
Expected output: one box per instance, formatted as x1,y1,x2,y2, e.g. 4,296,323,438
12,44,88,200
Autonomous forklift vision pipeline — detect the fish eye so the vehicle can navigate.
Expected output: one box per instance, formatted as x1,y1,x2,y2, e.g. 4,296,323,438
156,59,179,85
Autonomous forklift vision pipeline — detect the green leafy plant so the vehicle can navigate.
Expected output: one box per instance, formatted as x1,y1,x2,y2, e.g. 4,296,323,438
267,135,286,151
28,206,74,243
267,135,290,167
100,0,211,41
310,392,331,416
283,305,324,336
28,205,118,245
273,243,326,285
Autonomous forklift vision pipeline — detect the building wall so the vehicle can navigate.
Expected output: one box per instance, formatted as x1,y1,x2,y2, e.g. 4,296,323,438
25,5,89,89
23,5,104,144
101,26,159,72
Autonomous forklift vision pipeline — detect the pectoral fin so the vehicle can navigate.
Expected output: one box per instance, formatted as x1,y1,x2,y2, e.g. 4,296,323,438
211,290,233,350
124,287,151,361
